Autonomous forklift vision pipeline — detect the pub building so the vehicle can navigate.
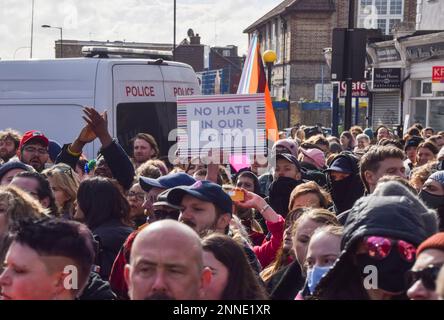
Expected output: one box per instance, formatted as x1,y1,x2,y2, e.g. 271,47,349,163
367,30,444,132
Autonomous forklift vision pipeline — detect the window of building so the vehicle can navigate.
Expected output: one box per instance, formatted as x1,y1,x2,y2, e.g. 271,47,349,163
358,0,404,35
222,50,231,57
410,80,444,131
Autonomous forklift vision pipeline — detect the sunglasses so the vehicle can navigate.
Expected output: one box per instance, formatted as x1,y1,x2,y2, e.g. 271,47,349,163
406,264,443,291
363,236,417,262
152,209,180,221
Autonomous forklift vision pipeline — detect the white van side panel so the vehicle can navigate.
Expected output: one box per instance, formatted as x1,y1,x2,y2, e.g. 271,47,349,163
0,103,94,158
160,65,201,102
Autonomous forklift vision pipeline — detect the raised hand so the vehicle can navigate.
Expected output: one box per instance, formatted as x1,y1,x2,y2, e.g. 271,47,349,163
82,107,112,148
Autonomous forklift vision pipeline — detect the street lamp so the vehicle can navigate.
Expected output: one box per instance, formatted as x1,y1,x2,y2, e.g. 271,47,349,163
263,50,277,91
42,24,63,58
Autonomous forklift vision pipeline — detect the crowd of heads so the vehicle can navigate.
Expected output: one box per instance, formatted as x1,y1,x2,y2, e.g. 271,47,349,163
1,120,444,301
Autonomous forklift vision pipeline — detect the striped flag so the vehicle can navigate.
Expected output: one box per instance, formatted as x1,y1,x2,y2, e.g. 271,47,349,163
237,33,278,141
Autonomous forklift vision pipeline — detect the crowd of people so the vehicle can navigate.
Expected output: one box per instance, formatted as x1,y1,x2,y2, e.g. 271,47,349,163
0,108,444,300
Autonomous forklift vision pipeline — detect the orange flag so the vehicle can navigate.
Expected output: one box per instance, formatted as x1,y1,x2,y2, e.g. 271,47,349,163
238,34,278,141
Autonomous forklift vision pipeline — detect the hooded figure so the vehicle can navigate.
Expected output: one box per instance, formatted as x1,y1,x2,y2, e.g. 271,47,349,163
312,185,437,300
267,177,302,219
419,170,444,231
325,152,365,214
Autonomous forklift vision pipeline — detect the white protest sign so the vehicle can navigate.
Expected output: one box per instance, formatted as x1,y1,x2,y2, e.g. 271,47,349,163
177,94,266,160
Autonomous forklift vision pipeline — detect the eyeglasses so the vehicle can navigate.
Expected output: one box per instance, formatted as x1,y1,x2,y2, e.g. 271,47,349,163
128,191,145,201
152,209,180,221
363,236,417,262
406,264,443,291
23,146,48,155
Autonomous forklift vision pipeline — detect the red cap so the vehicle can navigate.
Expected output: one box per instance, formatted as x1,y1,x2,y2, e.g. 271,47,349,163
417,232,444,256
19,130,49,150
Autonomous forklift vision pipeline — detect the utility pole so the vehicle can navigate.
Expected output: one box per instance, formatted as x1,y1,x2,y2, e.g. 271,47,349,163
173,0,176,60
344,0,355,131
30,0,35,58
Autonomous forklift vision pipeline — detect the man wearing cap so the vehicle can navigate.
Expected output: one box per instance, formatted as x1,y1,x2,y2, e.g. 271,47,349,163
139,172,196,218
166,180,262,274
17,130,50,172
404,136,423,176
0,161,34,185
107,172,196,299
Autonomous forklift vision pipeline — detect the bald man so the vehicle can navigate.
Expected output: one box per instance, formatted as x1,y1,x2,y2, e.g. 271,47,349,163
124,220,211,300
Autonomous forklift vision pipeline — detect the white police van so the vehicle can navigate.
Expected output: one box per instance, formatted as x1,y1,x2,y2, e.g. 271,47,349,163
0,55,200,159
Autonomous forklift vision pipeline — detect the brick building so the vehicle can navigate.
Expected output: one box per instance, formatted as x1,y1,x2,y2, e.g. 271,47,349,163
244,0,417,127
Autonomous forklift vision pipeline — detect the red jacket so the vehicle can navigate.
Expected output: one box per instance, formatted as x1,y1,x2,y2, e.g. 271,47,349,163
253,215,285,269
108,224,148,300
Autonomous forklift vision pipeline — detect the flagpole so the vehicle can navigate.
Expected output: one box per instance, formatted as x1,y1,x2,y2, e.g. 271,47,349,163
30,0,35,58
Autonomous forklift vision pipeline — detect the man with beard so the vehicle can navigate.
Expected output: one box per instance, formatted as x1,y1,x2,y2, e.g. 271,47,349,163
0,129,21,163
166,180,263,273
17,130,49,172
124,219,211,300
131,133,159,169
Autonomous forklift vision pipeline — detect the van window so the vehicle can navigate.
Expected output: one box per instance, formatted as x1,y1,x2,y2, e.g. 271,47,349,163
116,102,177,158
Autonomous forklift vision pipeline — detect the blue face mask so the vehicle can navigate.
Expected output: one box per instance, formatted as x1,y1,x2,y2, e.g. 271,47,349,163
307,265,332,295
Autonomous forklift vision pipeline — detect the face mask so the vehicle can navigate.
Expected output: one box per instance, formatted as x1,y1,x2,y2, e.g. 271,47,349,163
419,190,444,209
307,265,331,295
355,250,413,294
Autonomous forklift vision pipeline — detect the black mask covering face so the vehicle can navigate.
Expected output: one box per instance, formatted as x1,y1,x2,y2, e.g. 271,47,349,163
268,176,302,218
355,249,414,294
330,174,364,213
419,190,444,210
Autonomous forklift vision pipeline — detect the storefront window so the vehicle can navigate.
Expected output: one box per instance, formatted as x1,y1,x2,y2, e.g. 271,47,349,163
429,100,444,131
411,100,427,126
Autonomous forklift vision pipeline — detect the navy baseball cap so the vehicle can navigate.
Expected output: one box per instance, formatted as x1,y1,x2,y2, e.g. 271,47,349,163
139,172,196,192
275,153,301,171
166,180,233,214
325,157,353,174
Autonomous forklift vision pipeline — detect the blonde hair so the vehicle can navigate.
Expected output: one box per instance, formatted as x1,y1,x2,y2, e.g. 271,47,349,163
410,161,439,192
42,163,79,216
0,185,48,229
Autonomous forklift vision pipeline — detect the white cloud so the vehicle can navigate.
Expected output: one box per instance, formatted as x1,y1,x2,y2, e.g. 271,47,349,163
0,0,282,60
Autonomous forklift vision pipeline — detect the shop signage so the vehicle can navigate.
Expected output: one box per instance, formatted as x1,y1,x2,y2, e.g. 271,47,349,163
339,81,368,98
375,46,401,63
432,66,444,92
406,42,444,62
373,68,401,89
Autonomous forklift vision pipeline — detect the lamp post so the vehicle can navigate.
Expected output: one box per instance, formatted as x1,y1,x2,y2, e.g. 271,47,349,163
42,25,63,58
263,50,277,91
173,0,176,60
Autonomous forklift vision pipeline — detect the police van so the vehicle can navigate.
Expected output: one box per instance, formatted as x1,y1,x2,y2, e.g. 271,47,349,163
0,55,200,159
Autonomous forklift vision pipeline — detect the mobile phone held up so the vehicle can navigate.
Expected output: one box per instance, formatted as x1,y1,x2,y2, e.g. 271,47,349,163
227,189,245,202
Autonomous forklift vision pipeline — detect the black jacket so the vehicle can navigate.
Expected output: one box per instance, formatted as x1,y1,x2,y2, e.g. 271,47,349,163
56,140,135,191
266,261,305,300
314,195,433,300
79,271,117,300
300,162,327,187
94,219,134,281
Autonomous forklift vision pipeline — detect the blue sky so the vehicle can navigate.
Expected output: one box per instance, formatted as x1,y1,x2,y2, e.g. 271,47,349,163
0,0,282,60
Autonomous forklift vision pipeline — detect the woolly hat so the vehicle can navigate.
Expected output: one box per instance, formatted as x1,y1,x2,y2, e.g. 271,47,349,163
417,232,444,256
